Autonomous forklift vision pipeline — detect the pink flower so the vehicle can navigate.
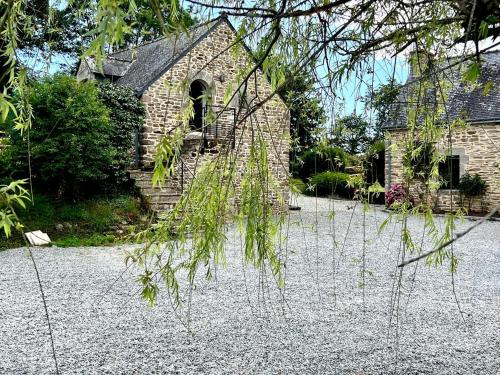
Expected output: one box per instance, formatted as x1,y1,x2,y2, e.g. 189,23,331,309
385,183,408,207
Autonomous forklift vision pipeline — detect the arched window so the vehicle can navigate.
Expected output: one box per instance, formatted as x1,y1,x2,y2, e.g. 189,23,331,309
189,80,208,131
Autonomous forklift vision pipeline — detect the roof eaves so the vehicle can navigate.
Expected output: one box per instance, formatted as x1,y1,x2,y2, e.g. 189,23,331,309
468,118,500,125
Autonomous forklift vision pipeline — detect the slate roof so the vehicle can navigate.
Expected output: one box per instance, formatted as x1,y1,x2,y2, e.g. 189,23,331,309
84,19,222,94
384,51,500,129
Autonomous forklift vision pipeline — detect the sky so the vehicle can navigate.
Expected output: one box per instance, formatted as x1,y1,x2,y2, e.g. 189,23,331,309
330,58,409,117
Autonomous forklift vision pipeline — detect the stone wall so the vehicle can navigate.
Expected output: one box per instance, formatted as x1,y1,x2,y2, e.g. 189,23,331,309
136,20,290,210
385,123,500,213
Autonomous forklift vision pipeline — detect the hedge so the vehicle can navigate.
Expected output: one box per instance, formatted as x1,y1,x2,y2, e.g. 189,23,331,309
294,146,348,179
305,171,351,198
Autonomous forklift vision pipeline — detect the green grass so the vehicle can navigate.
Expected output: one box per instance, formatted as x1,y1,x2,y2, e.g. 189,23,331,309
53,233,119,247
0,193,145,250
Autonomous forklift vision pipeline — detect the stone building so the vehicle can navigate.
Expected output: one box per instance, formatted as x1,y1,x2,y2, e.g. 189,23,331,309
384,51,500,213
77,16,290,212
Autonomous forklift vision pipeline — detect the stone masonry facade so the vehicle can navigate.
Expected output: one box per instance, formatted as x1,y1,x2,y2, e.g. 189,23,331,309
385,124,500,213
108,20,289,212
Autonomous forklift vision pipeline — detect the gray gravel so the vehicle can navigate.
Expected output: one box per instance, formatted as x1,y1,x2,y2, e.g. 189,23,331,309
1,195,499,374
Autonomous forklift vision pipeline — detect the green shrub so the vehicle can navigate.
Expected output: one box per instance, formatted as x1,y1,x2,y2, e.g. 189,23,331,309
3,75,114,199
458,173,487,197
56,196,138,231
1,193,143,250
306,171,351,198
295,146,348,179
0,140,17,182
54,233,117,247
1,76,146,200
290,177,306,194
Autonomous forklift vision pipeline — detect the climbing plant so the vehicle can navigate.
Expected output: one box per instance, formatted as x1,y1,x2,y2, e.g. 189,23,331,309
97,81,146,184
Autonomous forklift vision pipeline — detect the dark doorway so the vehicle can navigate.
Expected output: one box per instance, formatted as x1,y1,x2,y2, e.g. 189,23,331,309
189,80,207,131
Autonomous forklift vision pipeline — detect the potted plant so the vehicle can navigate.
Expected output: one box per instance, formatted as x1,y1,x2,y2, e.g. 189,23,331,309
457,173,488,212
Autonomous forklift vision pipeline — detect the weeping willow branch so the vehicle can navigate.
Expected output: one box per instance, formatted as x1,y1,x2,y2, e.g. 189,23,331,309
398,203,500,268
25,244,60,375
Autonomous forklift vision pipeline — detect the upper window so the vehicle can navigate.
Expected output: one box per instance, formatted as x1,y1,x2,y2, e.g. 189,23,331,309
439,155,460,189
189,80,208,131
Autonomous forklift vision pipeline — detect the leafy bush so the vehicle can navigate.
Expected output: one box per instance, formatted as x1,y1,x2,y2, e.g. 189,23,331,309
97,81,146,182
331,114,371,154
305,171,351,198
0,146,16,183
385,183,409,208
295,146,348,179
0,180,30,238
54,233,118,247
1,75,145,199
290,177,306,194
1,193,143,249
458,173,487,197
2,75,113,198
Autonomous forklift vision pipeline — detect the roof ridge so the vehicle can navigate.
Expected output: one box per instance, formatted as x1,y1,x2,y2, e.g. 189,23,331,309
441,49,500,66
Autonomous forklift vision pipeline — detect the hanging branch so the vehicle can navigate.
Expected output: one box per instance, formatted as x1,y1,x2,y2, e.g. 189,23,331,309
398,203,500,268
25,244,60,375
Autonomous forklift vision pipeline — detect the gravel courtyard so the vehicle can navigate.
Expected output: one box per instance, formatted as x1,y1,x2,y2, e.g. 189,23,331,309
1,196,499,374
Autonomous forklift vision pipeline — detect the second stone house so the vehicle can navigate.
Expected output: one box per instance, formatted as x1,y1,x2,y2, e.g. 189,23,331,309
384,51,500,213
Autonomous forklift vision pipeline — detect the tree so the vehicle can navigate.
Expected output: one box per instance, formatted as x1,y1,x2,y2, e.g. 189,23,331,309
277,69,326,151
77,0,499,307
97,81,146,184
2,0,500,321
333,114,371,154
1,76,147,198
123,0,196,45
0,0,196,86
366,80,402,140
2,75,114,199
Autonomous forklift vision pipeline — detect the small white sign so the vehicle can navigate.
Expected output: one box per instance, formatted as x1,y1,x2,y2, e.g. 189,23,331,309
25,231,51,246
